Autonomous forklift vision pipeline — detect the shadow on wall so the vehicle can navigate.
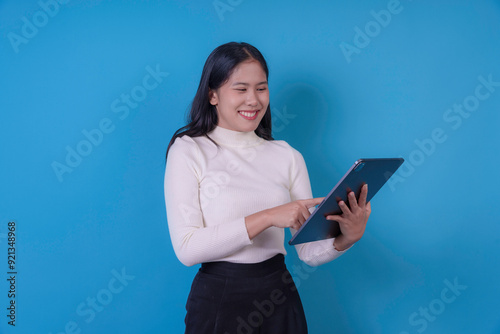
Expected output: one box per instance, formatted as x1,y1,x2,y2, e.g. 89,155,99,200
323,232,424,333
275,79,344,192
274,80,329,142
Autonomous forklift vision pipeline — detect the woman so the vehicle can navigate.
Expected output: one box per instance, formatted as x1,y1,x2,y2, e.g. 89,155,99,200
164,42,370,333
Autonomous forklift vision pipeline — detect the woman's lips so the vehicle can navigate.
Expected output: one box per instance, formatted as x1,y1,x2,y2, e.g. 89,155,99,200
238,110,259,120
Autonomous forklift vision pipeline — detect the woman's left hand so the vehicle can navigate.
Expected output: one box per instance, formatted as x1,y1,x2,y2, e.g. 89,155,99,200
326,184,371,251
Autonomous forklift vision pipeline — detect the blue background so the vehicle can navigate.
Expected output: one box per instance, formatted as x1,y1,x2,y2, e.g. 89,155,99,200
1,0,499,333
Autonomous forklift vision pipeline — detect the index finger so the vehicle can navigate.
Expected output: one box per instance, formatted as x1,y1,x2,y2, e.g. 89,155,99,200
301,197,325,208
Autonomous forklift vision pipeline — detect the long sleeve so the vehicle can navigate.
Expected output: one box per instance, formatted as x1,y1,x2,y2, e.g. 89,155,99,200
164,136,252,267
288,147,348,267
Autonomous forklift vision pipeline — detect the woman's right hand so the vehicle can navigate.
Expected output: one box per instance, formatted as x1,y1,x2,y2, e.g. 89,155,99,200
245,198,324,239
265,198,325,230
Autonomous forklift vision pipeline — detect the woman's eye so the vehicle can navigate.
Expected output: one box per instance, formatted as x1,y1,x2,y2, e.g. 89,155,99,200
235,88,246,92
257,87,267,91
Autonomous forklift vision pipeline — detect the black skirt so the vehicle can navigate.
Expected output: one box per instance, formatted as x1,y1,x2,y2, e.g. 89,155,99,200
185,254,308,334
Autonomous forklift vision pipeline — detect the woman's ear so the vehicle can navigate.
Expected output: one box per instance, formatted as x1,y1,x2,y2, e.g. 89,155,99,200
209,89,218,106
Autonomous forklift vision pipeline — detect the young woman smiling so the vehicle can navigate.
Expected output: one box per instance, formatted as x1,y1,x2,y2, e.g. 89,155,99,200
164,42,370,333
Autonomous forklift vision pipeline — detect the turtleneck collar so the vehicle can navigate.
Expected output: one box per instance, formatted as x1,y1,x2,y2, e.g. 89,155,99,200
207,126,263,148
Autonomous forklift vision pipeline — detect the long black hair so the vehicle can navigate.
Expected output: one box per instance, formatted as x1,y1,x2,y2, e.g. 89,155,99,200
165,42,273,159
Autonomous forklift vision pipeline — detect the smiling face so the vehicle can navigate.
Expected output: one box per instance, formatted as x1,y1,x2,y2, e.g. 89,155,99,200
209,60,269,132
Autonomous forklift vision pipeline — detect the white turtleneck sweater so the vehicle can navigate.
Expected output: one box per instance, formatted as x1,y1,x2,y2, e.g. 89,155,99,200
164,126,347,267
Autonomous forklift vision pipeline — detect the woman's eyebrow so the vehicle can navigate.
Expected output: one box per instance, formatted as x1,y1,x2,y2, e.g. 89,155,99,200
232,81,268,86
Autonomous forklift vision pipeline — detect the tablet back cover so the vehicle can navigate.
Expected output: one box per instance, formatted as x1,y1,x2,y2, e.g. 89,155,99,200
289,158,404,245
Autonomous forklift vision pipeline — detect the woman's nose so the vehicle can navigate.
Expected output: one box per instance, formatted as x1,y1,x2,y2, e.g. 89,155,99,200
246,90,258,106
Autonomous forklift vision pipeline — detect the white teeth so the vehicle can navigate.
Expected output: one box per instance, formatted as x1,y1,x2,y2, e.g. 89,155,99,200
239,111,257,117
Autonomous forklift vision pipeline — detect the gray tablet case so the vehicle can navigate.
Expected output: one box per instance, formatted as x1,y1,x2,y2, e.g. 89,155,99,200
289,158,404,245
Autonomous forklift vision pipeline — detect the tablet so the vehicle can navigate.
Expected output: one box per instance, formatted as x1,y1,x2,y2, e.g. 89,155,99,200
288,158,404,245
